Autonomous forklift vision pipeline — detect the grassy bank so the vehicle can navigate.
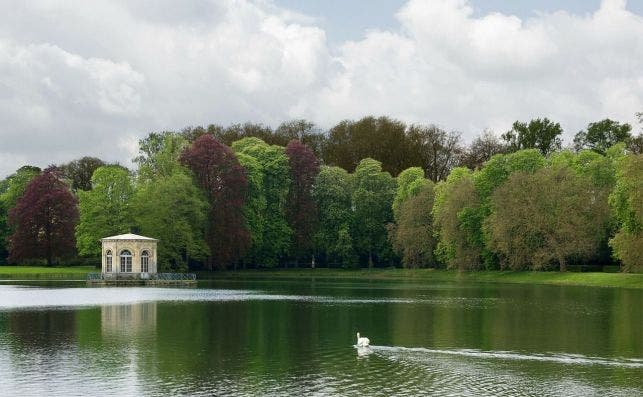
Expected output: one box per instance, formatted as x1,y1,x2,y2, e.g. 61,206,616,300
0,266,95,280
197,268,643,289
1,266,641,288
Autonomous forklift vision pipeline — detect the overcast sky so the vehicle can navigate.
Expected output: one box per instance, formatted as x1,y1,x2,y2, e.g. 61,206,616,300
1,0,642,177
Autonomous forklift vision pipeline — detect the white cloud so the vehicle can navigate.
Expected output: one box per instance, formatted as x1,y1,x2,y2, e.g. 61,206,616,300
0,0,642,177
302,0,643,137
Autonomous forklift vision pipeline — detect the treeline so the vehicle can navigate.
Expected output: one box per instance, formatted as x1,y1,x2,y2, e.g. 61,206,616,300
0,115,641,272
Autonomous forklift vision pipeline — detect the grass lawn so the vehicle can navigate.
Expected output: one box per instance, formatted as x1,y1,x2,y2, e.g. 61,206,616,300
0,265,96,280
198,268,643,289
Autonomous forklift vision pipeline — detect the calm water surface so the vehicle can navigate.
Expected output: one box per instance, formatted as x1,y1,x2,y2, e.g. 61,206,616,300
0,279,641,396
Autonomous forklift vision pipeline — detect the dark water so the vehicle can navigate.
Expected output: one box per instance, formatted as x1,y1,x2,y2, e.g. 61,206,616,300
0,279,641,396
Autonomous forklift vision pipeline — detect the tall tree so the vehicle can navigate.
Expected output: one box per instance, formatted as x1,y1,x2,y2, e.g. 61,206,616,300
609,154,643,272
407,124,463,182
389,183,436,268
8,168,78,265
180,135,250,269
460,130,506,170
285,140,320,265
59,157,106,192
432,168,483,270
232,137,292,267
351,158,397,267
486,166,609,271
132,170,210,271
275,120,325,159
75,165,134,256
324,116,412,175
392,167,429,218
312,166,356,267
573,119,632,154
134,132,188,182
0,166,41,262
502,118,563,156
235,152,267,267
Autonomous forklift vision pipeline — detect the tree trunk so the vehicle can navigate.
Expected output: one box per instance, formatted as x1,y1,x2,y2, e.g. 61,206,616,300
559,256,567,272
368,251,373,269
311,254,315,269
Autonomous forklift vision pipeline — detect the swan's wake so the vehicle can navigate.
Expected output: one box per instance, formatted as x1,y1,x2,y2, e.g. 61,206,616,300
364,345,643,368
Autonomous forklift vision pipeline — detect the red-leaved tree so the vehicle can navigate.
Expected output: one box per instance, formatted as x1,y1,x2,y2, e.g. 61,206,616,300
285,139,320,265
180,135,250,269
8,167,79,266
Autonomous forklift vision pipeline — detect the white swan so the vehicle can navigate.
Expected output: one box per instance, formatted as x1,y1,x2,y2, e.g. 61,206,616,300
356,332,370,347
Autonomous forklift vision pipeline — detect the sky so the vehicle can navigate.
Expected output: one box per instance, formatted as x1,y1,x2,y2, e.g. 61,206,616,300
1,0,642,177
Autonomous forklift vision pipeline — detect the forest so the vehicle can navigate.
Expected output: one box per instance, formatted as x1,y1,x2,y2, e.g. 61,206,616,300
0,115,641,272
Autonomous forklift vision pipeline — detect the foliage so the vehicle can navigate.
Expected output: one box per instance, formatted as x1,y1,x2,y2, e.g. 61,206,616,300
573,119,632,154
389,183,437,268
235,152,267,267
132,170,210,272
180,135,250,269
134,132,189,182
0,166,41,262
406,124,463,181
502,118,563,155
324,116,413,176
392,167,428,218
312,166,356,267
609,154,643,271
351,158,397,267
486,167,609,271
8,168,79,265
432,168,483,270
232,137,292,267
59,157,106,191
285,140,320,264
459,130,506,170
76,165,134,256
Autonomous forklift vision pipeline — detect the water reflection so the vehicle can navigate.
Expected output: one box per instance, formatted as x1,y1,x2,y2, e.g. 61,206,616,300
101,302,157,337
356,346,373,358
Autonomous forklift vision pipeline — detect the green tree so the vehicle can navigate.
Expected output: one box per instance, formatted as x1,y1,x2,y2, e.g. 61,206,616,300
432,168,483,270
573,119,632,154
59,157,105,191
486,166,609,271
232,137,292,267
389,183,437,268
132,170,209,271
466,149,546,268
609,154,643,271
134,132,188,182
351,158,397,267
76,165,134,257
392,167,429,218
312,166,356,267
235,152,267,267
502,118,563,155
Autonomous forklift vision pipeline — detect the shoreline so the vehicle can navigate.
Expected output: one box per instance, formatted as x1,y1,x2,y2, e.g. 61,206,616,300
0,266,641,289
197,268,643,289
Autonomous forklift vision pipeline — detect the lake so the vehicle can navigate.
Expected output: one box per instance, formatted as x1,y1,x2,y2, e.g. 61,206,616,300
0,279,641,396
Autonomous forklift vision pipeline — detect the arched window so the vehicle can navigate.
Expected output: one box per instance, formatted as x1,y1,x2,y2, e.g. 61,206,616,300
141,250,149,273
120,250,132,273
106,250,113,273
